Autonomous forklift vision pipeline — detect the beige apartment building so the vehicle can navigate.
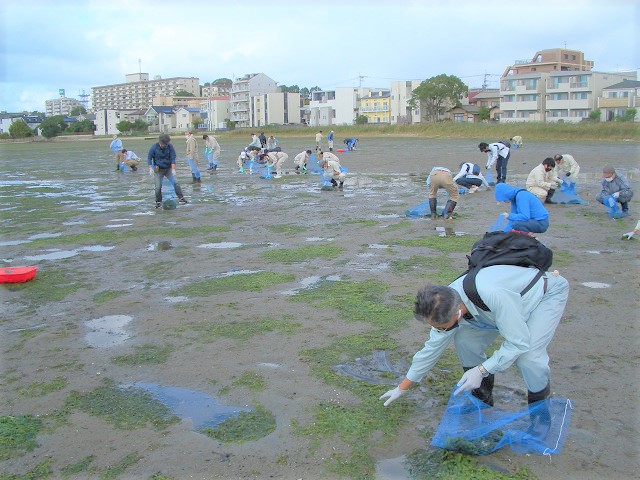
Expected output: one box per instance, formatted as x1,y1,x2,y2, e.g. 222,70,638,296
45,94,85,117
502,48,594,77
92,73,200,111
597,80,640,121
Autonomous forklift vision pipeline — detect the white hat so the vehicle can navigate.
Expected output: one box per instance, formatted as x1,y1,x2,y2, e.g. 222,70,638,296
112,135,118,139
240,152,247,159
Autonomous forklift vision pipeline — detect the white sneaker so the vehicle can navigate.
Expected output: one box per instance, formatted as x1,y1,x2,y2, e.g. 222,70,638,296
469,185,479,193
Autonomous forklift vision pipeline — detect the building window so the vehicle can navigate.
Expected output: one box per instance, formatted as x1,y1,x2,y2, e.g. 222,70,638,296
454,113,464,122
550,93,569,101
571,92,588,100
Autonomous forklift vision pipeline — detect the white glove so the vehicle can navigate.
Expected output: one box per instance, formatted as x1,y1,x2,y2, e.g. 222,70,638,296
612,192,620,199
623,231,635,240
148,167,154,176
454,367,484,396
501,212,509,217
171,169,177,177
379,386,407,407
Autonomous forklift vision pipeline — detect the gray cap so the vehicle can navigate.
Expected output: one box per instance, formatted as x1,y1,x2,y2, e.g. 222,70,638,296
602,165,615,175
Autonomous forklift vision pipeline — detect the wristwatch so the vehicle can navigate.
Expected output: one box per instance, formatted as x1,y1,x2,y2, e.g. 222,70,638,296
477,364,490,378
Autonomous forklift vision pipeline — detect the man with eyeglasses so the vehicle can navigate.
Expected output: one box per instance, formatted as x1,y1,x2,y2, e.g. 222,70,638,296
380,269,569,433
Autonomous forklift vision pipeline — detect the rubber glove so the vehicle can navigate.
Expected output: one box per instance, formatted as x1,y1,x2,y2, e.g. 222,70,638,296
612,192,620,198
454,366,483,396
379,386,407,407
501,212,509,218
565,172,571,177
623,231,635,240
171,168,177,177
148,167,153,176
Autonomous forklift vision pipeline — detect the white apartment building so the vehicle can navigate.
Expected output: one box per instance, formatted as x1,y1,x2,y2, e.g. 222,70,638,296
597,80,640,122
390,80,422,124
500,70,637,123
92,73,200,111
251,92,301,127
309,87,372,126
200,96,231,131
45,95,84,117
230,73,278,128
94,109,142,136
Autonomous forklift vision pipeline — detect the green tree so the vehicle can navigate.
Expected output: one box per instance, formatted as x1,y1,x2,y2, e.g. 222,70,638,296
65,119,95,133
116,120,133,133
224,118,236,130
174,90,195,97
191,117,202,131
131,119,149,132
355,114,368,125
69,106,87,116
478,106,491,121
300,87,310,98
212,78,232,87
39,115,67,138
589,109,601,121
409,74,468,122
615,108,637,122
9,119,33,138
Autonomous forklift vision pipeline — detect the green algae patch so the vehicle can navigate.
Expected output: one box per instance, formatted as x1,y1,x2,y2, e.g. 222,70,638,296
290,279,410,332
60,455,95,477
64,380,179,430
99,452,141,480
0,415,43,460
4,268,85,304
268,224,309,234
17,376,68,398
0,459,54,480
232,371,267,393
262,244,342,263
93,289,127,304
112,344,174,366
390,234,479,253
171,271,294,297
199,405,276,444
186,317,301,343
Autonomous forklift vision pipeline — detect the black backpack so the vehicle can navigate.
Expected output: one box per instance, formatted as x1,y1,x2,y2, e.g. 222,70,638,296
498,140,511,149
462,231,553,311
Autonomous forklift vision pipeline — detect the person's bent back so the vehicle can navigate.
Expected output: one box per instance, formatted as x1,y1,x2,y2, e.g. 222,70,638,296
495,183,549,233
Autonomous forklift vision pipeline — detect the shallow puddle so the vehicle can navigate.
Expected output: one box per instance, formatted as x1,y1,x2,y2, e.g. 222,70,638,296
581,282,611,289
24,245,114,261
164,296,189,303
375,455,409,480
280,274,341,296
105,223,133,228
333,350,408,385
197,242,243,249
368,244,390,249
132,382,251,430
84,315,133,347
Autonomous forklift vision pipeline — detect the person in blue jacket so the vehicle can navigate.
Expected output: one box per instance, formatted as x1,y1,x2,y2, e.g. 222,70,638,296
494,183,549,233
110,135,123,169
327,130,334,151
344,138,358,151
148,134,188,208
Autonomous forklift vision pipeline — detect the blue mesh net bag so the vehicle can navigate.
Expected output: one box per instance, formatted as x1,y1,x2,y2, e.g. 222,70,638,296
260,164,273,179
602,194,626,219
552,180,587,204
431,388,574,456
405,200,431,217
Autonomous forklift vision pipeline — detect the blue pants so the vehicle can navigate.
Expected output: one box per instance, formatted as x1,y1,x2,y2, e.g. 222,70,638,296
187,158,200,179
455,274,569,392
507,217,549,233
154,168,184,203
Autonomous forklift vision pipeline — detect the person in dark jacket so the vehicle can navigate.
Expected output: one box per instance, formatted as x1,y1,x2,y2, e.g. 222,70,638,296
596,165,633,215
494,183,549,233
148,134,188,208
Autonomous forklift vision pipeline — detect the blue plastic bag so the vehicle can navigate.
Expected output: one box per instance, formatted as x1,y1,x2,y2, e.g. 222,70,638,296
488,214,510,232
431,388,574,456
551,180,587,205
485,170,495,186
603,194,626,219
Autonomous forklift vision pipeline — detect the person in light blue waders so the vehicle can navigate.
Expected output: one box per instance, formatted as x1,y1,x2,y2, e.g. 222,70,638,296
110,135,123,170
148,134,188,209
380,267,569,441
203,134,221,173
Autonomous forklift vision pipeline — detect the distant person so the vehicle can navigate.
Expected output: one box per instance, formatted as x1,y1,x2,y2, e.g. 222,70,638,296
266,135,278,151
110,135,123,168
115,149,140,171
596,165,633,216
427,166,458,220
184,131,201,184
327,130,334,151
319,150,345,189
293,150,312,174
259,132,267,148
344,138,358,151
452,162,489,193
494,183,549,233
526,158,562,204
248,133,261,150
553,154,580,181
203,134,221,173
147,134,188,208
261,151,289,178
479,141,510,184
315,131,323,151
510,135,523,148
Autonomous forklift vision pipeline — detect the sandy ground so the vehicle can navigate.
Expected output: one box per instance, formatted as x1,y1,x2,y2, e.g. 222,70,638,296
0,136,639,479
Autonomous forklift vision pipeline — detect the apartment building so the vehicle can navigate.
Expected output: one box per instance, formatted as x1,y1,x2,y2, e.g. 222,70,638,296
502,48,594,77
94,109,143,136
200,96,231,131
230,73,278,128
501,70,636,123
45,94,84,117
390,80,422,124
152,95,208,109
309,87,372,126
597,80,640,121
251,92,301,127
92,73,200,111
359,89,391,124
202,84,231,97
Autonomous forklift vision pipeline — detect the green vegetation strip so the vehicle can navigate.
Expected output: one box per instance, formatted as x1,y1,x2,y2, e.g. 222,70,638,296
186,317,300,343
171,271,294,297
93,290,128,304
268,224,309,233
17,376,68,397
0,459,54,480
112,344,174,366
390,234,479,253
199,405,276,444
64,379,179,430
60,455,95,477
262,244,342,263
290,279,411,332
232,371,267,393
4,268,86,304
0,415,43,460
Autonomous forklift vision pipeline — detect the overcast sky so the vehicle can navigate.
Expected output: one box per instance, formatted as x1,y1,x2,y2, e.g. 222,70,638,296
1,0,638,113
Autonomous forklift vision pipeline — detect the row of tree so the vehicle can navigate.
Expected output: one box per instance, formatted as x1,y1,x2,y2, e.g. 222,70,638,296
6,116,97,139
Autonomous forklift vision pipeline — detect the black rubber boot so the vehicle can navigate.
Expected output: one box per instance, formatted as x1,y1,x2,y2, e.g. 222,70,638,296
338,181,344,189
330,179,338,188
621,202,629,213
191,173,197,184
443,200,457,219
527,382,551,439
429,198,437,219
545,189,557,204
462,366,494,406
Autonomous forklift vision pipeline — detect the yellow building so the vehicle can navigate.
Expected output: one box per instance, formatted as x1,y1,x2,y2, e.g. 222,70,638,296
359,89,390,123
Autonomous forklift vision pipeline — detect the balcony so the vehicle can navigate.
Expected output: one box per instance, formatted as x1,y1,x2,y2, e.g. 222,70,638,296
570,81,589,89
598,97,633,108
360,106,390,113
